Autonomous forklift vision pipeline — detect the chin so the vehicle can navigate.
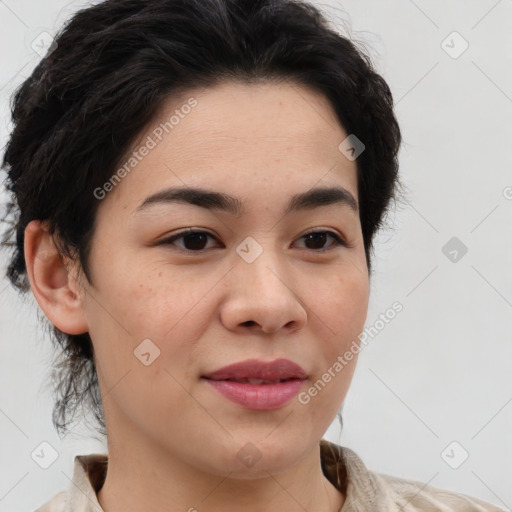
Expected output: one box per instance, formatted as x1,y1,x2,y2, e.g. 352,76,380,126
226,439,309,479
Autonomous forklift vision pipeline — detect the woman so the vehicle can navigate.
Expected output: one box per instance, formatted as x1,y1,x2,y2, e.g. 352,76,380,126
0,0,504,510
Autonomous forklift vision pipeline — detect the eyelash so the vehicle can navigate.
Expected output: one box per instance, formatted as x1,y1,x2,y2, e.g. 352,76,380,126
159,228,347,254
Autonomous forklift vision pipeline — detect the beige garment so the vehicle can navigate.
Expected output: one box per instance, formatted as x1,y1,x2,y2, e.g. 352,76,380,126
34,439,506,512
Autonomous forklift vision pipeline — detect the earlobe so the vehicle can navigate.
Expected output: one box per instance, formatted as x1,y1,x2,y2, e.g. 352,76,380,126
24,220,89,335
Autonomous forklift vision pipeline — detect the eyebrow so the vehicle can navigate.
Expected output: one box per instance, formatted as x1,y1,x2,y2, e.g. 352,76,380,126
134,185,358,216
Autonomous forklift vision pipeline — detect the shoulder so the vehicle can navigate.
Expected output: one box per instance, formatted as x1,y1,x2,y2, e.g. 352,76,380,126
367,469,506,512
321,441,506,512
33,489,67,512
32,453,107,512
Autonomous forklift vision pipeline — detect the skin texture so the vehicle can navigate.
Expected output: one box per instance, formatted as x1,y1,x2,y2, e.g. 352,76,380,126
24,80,370,512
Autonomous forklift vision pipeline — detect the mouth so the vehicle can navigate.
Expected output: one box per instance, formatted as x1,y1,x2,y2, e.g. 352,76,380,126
206,377,299,384
202,359,307,410
202,358,308,381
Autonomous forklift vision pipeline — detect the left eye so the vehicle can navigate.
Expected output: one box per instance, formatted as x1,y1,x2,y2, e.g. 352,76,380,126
295,230,346,251
160,229,346,253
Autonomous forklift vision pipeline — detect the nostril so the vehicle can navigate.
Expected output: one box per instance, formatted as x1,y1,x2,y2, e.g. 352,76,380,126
242,321,257,327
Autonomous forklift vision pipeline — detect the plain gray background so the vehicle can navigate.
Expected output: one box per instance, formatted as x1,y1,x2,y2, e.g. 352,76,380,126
1,1,511,510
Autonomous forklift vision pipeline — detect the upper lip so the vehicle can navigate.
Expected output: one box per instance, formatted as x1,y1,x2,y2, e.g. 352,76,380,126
202,358,308,381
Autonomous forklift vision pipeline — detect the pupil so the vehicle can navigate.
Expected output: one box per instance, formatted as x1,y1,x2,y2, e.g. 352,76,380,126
184,233,207,250
305,232,326,249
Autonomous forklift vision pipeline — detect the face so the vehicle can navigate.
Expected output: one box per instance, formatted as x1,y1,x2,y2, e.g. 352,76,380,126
77,80,369,477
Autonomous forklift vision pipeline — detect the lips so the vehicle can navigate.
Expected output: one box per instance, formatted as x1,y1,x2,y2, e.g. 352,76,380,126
202,358,308,382
222,378,287,384
202,359,307,410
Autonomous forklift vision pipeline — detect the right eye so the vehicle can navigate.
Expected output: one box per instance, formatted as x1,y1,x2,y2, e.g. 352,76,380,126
159,229,221,253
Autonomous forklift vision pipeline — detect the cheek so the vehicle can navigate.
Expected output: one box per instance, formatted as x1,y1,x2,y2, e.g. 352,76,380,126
298,270,367,407
310,268,369,344
84,273,208,430
128,275,214,344
104,269,221,388
93,262,201,335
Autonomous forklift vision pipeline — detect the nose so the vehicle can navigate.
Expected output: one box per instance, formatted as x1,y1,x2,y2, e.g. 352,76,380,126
220,247,308,335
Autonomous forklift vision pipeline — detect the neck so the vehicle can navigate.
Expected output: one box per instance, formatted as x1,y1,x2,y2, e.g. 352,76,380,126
96,430,344,512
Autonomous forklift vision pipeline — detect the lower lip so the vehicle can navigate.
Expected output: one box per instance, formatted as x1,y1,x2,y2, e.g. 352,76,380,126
203,378,305,410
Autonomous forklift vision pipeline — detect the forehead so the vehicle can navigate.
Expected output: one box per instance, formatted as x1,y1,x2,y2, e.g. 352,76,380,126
102,80,359,214
152,79,348,153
